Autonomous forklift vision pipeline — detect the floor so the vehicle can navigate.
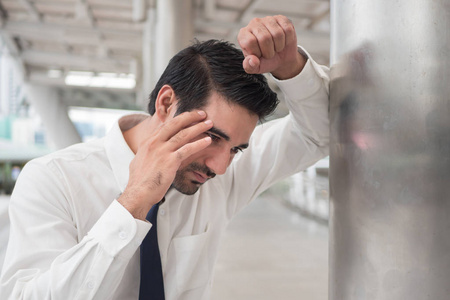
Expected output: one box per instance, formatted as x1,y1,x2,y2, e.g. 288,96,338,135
211,193,328,300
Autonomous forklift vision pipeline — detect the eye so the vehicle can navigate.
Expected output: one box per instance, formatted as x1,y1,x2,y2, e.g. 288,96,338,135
205,132,221,143
231,147,243,154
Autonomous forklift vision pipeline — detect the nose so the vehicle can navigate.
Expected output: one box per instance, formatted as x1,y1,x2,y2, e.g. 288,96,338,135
205,147,232,175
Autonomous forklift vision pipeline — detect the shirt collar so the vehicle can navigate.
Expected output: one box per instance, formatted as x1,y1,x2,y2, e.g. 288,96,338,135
105,114,148,193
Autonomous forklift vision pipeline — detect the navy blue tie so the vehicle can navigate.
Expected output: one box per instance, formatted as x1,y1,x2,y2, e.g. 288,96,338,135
139,202,165,300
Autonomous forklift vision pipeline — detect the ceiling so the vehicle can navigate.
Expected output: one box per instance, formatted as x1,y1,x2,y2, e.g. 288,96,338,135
0,0,330,110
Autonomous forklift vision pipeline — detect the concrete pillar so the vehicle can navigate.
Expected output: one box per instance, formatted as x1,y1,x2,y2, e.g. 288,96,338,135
153,0,194,80
140,8,156,110
25,84,81,149
329,1,450,299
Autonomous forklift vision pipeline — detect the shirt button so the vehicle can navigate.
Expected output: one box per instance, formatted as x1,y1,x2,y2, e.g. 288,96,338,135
87,281,95,289
119,231,128,240
159,209,165,216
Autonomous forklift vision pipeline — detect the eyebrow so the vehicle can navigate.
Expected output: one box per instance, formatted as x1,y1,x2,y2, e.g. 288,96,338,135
208,127,230,141
207,127,249,149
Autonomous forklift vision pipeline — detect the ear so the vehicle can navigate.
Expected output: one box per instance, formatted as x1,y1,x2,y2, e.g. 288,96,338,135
154,85,179,122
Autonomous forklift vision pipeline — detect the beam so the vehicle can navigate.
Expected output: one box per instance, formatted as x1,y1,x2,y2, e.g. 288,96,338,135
18,0,41,22
253,9,317,20
28,71,137,93
4,22,142,52
226,0,263,41
4,21,142,38
196,19,330,39
21,50,133,73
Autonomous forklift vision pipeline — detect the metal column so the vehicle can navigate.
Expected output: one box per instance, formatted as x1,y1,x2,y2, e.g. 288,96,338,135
329,1,450,299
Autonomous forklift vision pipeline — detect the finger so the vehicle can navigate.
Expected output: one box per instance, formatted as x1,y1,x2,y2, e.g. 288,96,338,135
250,23,276,59
175,136,212,161
167,119,214,149
263,16,286,53
274,15,297,47
238,27,262,58
158,110,207,141
242,55,261,74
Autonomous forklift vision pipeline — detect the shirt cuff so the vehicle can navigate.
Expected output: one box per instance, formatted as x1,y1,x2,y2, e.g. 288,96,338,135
87,200,152,259
271,46,323,102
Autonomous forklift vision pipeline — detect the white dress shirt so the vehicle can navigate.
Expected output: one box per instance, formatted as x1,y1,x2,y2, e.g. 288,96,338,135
0,52,330,300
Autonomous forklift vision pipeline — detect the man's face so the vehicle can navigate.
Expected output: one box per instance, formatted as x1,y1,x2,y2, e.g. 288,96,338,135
170,92,259,195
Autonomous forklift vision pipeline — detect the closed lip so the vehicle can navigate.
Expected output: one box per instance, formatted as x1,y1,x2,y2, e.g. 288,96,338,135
192,171,208,184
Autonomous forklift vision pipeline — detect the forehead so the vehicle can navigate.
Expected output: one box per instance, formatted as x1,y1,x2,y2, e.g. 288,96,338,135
202,92,259,142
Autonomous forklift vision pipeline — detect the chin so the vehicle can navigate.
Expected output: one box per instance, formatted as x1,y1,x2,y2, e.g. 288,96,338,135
171,181,200,196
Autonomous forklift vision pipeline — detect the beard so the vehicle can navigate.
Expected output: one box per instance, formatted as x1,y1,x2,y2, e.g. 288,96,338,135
171,162,216,195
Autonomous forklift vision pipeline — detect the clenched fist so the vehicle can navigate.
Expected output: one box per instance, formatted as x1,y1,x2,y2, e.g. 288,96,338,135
238,15,307,79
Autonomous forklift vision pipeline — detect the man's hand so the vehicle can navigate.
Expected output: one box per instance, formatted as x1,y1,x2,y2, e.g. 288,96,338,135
238,15,307,80
118,111,213,220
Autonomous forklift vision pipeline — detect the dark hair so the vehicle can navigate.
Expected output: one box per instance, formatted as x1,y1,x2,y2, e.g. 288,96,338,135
147,39,278,120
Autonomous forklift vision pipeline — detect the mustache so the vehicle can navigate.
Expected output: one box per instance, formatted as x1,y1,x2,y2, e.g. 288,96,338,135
188,162,216,179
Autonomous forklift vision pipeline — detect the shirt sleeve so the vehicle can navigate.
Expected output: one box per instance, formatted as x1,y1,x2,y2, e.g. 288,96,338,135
221,47,330,218
0,160,151,299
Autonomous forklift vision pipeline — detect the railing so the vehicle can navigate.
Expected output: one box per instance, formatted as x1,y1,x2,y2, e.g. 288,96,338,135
268,157,330,223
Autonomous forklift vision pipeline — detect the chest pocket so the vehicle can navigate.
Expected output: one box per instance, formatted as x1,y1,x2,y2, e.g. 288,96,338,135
172,224,210,295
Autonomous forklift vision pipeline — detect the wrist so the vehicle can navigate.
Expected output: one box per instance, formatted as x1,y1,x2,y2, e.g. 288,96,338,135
271,51,307,80
118,189,156,221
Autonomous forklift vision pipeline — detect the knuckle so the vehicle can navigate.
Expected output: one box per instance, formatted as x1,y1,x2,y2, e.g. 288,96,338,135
176,147,188,160
253,28,271,44
275,15,290,23
170,134,182,144
272,28,285,41
238,27,246,39
141,137,156,152
266,16,278,25
283,23,295,35
252,17,262,24
176,151,184,161
177,129,188,139
240,35,257,51
157,122,166,131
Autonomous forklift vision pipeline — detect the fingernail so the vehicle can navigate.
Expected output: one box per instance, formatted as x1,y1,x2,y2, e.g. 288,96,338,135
204,120,212,125
198,110,206,116
249,58,256,67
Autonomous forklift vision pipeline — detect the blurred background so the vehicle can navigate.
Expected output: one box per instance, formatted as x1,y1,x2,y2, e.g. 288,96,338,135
0,1,330,299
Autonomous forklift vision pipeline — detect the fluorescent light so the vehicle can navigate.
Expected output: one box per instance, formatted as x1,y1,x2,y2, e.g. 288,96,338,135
64,71,136,89
47,69,62,78
106,77,136,89
65,74,91,86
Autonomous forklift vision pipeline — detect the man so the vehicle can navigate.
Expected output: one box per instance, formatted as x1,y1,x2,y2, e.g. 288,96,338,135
0,15,329,299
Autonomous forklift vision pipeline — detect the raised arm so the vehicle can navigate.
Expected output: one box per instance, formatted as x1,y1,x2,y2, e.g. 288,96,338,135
221,16,330,217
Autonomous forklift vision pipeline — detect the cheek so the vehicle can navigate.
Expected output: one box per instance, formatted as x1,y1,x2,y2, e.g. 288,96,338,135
178,147,208,169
